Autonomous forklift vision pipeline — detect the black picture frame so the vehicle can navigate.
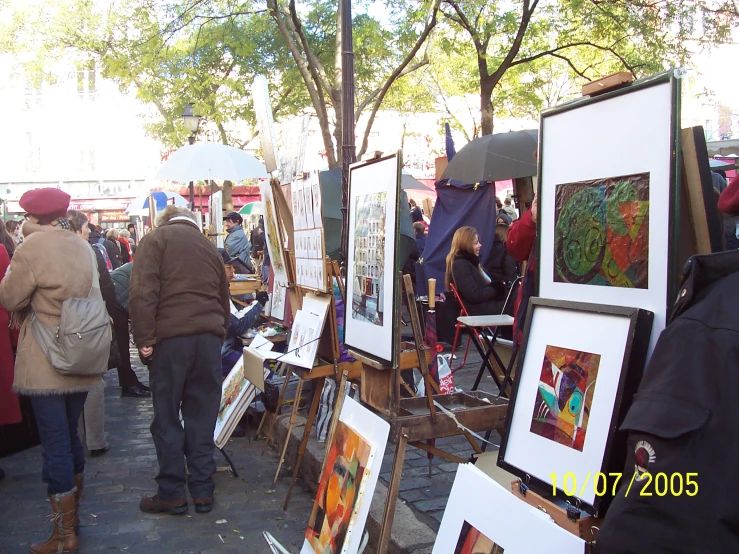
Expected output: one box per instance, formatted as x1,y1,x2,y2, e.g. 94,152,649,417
344,151,402,367
534,70,682,347
497,297,653,516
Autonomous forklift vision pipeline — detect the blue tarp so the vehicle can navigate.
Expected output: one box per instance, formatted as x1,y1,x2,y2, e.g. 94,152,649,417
415,181,497,296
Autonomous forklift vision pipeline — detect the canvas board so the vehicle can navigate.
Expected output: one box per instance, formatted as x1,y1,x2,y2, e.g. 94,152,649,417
270,282,287,321
498,299,652,513
302,397,390,554
252,74,280,174
281,296,331,369
294,172,327,292
538,74,678,359
432,463,585,554
214,355,268,448
345,153,401,365
260,180,290,285
209,191,224,249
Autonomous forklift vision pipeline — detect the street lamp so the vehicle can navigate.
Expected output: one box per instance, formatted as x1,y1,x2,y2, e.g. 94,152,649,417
182,103,202,210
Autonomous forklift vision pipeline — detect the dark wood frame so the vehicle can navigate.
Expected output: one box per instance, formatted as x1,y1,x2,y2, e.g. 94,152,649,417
344,151,403,367
535,70,683,322
497,297,653,516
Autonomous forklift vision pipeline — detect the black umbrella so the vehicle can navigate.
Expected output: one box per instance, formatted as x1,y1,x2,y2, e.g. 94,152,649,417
439,129,538,185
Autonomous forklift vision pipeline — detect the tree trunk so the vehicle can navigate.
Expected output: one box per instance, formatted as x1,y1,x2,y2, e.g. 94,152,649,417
480,85,494,136
223,180,234,212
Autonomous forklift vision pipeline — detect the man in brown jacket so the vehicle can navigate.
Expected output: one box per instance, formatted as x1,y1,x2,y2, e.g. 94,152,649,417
130,206,230,515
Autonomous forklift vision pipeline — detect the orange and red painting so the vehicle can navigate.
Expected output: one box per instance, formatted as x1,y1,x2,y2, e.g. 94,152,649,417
554,172,649,289
530,345,601,452
305,420,372,553
454,521,504,554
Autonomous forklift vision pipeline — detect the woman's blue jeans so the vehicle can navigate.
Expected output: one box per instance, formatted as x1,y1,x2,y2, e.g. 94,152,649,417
29,392,88,495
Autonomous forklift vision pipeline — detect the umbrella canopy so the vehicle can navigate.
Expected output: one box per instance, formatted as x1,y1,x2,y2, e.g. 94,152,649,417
125,191,188,215
439,129,538,185
711,158,738,171
401,171,433,191
239,201,264,216
155,143,268,183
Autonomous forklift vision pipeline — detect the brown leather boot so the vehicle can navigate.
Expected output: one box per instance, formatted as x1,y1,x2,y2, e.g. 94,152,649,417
73,474,84,535
30,489,79,554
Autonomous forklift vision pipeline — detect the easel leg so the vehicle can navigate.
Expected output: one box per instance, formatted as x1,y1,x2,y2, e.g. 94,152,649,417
377,427,408,554
273,377,304,484
283,376,325,511
219,448,239,478
262,368,292,455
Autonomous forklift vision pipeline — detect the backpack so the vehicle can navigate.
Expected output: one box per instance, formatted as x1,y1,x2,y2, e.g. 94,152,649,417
93,238,112,271
31,246,111,377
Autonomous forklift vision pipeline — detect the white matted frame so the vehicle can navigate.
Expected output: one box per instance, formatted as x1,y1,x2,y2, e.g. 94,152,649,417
498,298,652,515
301,397,390,554
432,463,585,554
345,152,402,366
537,71,680,359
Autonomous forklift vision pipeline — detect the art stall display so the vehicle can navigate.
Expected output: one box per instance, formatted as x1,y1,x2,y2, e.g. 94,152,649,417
497,298,652,514
209,190,224,249
432,464,585,554
537,71,680,359
280,294,331,370
270,282,287,321
214,353,270,449
344,152,402,366
293,172,327,292
301,397,390,554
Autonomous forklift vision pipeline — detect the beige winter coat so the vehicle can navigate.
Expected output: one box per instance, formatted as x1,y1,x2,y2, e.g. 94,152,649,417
0,222,103,395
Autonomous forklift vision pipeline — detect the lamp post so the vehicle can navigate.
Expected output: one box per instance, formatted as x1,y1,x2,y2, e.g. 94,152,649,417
182,103,202,210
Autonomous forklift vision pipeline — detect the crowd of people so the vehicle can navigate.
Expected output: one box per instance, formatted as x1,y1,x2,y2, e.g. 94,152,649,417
0,189,272,553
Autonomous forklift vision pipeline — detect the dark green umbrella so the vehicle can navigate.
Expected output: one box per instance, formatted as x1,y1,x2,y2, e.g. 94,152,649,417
318,168,415,263
439,129,538,185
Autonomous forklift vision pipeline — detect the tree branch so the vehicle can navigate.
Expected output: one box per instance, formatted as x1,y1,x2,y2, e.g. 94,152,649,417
510,40,638,77
357,0,441,159
354,57,428,121
486,0,540,85
288,0,333,100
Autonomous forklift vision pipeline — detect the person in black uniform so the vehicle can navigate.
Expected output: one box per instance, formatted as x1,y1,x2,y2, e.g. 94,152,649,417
596,250,739,553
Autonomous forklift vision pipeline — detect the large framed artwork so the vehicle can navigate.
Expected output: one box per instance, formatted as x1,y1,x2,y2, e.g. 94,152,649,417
432,464,585,553
259,179,290,285
301,397,390,554
293,171,327,292
497,298,653,515
345,152,402,366
537,71,680,359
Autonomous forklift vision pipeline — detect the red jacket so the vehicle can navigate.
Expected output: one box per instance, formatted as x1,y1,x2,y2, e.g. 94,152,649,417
0,245,21,425
506,209,537,345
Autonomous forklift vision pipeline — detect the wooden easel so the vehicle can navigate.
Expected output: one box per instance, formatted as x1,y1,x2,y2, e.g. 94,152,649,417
360,275,510,554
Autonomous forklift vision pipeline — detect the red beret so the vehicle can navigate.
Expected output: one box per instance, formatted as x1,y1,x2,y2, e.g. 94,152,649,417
19,188,71,222
718,174,739,215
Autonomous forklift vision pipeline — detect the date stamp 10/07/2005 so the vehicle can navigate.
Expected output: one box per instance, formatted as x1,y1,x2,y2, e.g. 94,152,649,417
550,472,698,498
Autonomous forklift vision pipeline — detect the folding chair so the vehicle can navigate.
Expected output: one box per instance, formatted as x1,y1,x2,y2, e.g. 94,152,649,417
449,277,521,373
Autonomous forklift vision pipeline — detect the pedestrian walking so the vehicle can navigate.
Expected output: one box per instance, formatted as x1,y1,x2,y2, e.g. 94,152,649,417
130,206,230,516
0,222,19,484
0,189,109,554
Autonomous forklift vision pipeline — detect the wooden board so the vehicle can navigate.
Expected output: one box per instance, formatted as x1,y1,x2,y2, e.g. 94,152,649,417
582,71,634,97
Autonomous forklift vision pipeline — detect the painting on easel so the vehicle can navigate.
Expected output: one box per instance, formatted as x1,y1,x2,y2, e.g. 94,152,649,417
345,152,402,366
259,180,289,284
351,192,386,326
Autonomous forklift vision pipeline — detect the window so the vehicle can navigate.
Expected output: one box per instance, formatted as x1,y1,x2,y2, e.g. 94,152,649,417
25,132,41,172
77,61,97,102
24,76,42,111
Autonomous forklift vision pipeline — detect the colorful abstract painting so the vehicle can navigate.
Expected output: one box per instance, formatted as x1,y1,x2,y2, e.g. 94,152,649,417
305,420,372,554
530,346,601,452
454,521,504,554
554,172,649,289
351,192,386,326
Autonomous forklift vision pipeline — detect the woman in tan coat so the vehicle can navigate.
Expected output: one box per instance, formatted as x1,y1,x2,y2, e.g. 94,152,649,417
0,188,103,554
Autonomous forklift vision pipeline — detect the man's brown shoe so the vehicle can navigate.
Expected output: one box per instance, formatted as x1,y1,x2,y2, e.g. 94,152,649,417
139,494,188,515
193,497,213,513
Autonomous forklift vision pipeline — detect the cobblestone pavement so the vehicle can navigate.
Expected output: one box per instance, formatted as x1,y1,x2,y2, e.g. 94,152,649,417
0,350,316,554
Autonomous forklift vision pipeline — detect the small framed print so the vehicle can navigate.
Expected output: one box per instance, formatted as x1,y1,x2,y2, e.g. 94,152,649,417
498,298,653,515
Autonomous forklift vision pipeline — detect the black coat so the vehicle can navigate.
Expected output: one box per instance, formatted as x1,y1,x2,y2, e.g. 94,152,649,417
88,231,120,270
596,250,739,554
451,250,505,316
484,239,517,283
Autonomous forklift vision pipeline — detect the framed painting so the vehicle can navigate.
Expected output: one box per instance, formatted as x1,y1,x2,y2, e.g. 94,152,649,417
537,70,681,359
432,464,585,554
302,397,390,554
345,152,402,366
259,180,289,285
497,298,653,515
214,355,265,448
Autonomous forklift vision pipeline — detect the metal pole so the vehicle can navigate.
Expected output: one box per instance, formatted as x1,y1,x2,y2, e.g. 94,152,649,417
188,134,195,210
340,0,356,265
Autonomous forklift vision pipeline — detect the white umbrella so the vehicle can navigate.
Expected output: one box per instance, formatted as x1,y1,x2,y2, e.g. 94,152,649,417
155,143,268,183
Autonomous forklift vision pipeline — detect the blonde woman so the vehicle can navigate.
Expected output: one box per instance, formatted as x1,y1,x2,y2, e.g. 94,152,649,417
445,226,505,316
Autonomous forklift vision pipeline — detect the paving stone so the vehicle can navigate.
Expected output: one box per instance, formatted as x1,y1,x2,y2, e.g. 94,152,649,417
414,497,449,513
